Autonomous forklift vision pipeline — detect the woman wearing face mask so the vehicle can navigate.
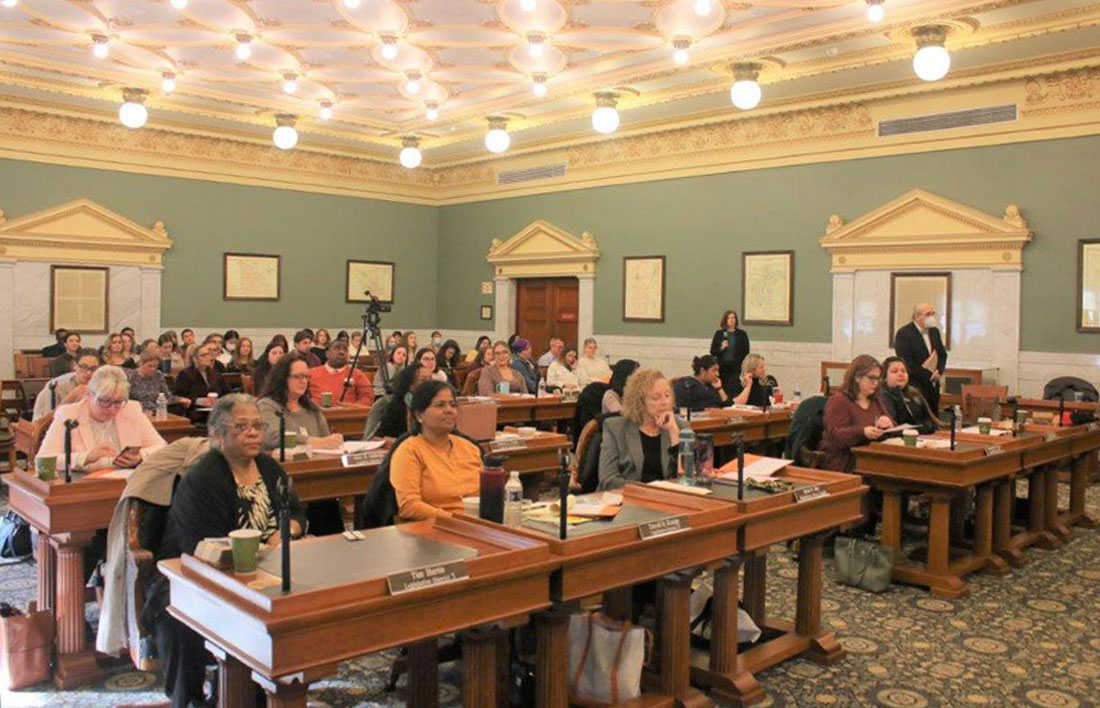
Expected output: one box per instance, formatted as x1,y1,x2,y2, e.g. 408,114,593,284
818,355,894,472
878,356,940,434
673,355,729,412
598,368,683,490
217,330,240,367
429,331,444,351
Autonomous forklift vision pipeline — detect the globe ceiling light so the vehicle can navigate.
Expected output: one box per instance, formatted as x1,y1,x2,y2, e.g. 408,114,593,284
404,70,422,95
282,72,298,94
520,0,537,11
693,0,712,17
729,62,762,110
161,72,176,93
591,92,620,135
92,34,109,59
272,114,298,150
379,34,398,60
912,25,951,82
672,37,691,65
235,34,252,61
344,0,361,7
399,136,422,168
118,88,148,129
1,0,18,8
170,0,188,9
866,0,885,24
425,101,440,121
527,32,546,58
484,116,510,154
532,73,548,98
319,101,333,121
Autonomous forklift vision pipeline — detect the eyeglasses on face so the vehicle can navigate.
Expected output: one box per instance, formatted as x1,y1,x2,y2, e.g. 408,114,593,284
94,396,127,409
230,420,268,433
76,363,98,372
288,373,311,381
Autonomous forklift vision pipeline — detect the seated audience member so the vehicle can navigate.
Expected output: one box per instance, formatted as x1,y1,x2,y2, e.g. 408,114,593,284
604,359,640,414
293,329,321,368
336,330,350,342
157,332,185,373
878,355,939,434
429,331,444,351
818,354,894,472
309,339,373,406
465,335,491,363
377,363,433,438
462,347,494,396
149,394,305,708
730,354,773,407
258,354,343,452
674,355,730,411
36,365,166,471
101,332,130,367
390,380,482,521
41,328,69,358
121,332,139,365
349,330,363,353
576,337,613,386
252,340,286,397
178,328,196,368
202,333,227,372
537,337,565,368
415,347,449,383
511,338,539,391
547,346,581,392
374,344,408,396
403,331,419,355
216,330,239,367
174,341,229,421
120,326,136,341
598,368,682,490
50,331,84,377
437,340,463,383
129,348,189,413
227,336,256,374
33,348,99,420
479,341,529,395
311,329,331,365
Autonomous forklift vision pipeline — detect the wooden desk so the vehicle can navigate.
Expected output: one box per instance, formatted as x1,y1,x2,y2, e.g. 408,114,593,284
320,403,370,439
853,438,1018,598
152,413,196,443
676,465,865,706
1013,398,1098,416
490,394,577,427
468,483,742,708
482,432,572,499
160,518,557,708
690,408,792,448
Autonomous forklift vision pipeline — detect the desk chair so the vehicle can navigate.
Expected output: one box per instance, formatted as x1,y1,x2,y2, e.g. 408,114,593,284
961,384,1008,421
125,499,170,671
1,380,28,421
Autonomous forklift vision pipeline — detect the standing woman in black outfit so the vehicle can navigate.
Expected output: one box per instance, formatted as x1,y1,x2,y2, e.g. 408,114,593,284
710,310,750,396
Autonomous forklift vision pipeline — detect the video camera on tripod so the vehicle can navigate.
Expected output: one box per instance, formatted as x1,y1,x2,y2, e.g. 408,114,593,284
342,291,394,400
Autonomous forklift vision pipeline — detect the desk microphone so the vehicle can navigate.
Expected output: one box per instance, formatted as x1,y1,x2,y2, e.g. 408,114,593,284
822,375,830,395
558,451,570,541
276,409,286,462
48,381,58,410
277,475,292,593
1058,398,1065,427
948,407,956,451
1006,396,1019,438
63,419,79,483
736,435,745,501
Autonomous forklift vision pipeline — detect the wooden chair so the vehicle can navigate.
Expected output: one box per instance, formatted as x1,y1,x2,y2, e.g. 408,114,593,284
961,384,1008,421
9,412,52,471
1,380,27,421
461,368,482,396
241,374,254,395
125,500,166,672
573,418,601,492
797,445,826,469
222,372,243,393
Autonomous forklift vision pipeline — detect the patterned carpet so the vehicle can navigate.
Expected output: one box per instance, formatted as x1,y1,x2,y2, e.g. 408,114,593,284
2,482,1099,708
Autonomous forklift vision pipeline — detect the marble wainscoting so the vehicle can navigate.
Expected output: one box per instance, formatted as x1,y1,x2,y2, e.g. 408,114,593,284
1018,351,1100,399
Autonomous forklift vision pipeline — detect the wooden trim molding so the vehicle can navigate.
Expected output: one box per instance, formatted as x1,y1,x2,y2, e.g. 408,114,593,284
487,220,600,279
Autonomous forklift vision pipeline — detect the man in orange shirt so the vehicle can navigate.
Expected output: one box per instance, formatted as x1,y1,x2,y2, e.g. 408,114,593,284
309,339,374,406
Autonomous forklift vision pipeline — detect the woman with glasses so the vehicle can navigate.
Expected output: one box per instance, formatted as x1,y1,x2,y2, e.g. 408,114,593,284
36,365,166,471
477,340,528,395
818,354,894,472
128,348,189,414
414,347,449,383
257,353,343,452
32,348,100,421
174,341,229,422
148,394,305,708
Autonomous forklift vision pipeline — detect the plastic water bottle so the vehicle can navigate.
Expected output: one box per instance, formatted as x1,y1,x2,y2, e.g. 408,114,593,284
953,405,963,432
503,471,524,527
792,388,802,405
155,393,168,421
679,425,696,485
537,377,547,398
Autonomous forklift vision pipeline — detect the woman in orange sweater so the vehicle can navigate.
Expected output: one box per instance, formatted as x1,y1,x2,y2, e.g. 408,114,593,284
390,380,482,521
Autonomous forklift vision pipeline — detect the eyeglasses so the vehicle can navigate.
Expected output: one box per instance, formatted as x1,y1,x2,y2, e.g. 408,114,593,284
231,420,268,433
289,373,311,381
94,396,127,409
76,363,98,372
863,375,882,383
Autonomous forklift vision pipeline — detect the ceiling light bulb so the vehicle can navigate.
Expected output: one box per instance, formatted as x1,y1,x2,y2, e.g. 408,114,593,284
170,0,188,9
672,38,691,66
405,76,421,95
912,26,950,82
730,63,762,110
866,0,885,23
484,119,510,153
380,39,398,60
161,73,176,93
344,0,361,7
529,43,544,58
118,89,148,129
92,36,109,59
425,103,440,120
1,0,17,8
532,75,548,97
399,137,422,169
235,37,251,61
693,0,712,16
282,75,298,94
520,0,537,11
319,102,333,121
591,106,619,134
674,48,689,65
273,115,298,150
527,33,546,58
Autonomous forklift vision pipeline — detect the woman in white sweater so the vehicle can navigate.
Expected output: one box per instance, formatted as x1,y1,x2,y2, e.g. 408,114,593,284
575,337,612,387
547,347,581,392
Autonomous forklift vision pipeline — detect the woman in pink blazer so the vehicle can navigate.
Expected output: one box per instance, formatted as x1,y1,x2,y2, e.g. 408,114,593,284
37,365,166,472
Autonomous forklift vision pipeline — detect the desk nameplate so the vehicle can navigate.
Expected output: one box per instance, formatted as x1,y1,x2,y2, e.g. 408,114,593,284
1044,432,1059,442
489,439,527,453
985,445,1005,456
638,515,688,540
386,560,470,595
342,450,386,467
1089,422,1099,432
793,485,828,503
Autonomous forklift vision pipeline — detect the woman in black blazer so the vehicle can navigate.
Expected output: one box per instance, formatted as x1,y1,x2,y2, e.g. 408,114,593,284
173,342,229,421
710,310,750,396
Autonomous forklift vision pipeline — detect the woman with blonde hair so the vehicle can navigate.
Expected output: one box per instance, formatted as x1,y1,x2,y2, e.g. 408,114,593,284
730,353,771,407
598,368,683,490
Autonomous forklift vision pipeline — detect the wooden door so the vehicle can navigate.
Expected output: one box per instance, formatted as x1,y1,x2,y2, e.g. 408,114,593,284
515,278,579,358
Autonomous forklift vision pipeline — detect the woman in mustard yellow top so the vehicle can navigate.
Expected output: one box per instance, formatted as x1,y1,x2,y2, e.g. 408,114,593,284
390,380,482,521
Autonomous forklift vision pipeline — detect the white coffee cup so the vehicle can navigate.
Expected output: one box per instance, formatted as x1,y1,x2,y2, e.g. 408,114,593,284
902,429,918,447
461,496,479,516
517,426,537,438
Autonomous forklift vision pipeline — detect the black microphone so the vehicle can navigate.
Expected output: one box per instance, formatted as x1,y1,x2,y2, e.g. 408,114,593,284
948,407,956,451
736,434,745,501
278,475,292,593
822,375,830,394
276,409,286,462
558,451,570,541
1059,397,1065,427
63,419,79,483
49,381,58,410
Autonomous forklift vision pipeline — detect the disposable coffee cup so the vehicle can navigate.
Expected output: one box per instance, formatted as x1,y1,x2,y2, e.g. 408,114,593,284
461,496,480,516
978,417,992,435
496,382,510,394
229,529,262,574
35,455,57,481
283,430,298,448
1015,409,1028,424
321,391,332,407
902,429,918,447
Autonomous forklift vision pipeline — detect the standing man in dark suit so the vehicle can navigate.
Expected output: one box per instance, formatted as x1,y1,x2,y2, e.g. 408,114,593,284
894,302,947,414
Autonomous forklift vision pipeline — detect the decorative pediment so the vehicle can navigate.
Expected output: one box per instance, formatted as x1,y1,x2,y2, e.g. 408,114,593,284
819,189,1032,271
487,220,599,278
0,198,173,268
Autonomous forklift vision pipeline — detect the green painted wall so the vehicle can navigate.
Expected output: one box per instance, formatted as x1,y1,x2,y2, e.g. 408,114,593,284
0,158,439,328
437,134,1100,353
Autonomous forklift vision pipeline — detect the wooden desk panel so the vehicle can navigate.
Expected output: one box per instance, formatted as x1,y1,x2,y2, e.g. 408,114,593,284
320,403,369,439
690,408,792,448
489,394,577,426
152,414,195,443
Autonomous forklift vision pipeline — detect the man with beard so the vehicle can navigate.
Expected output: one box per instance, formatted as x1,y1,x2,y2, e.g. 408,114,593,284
308,339,374,406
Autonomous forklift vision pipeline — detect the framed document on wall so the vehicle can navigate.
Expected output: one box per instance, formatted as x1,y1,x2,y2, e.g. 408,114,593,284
1078,240,1100,332
346,260,395,303
742,251,794,325
889,272,951,348
622,256,665,322
480,305,493,321
224,253,280,301
51,266,108,332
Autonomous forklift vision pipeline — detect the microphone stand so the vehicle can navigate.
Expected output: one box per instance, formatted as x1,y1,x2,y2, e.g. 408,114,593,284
948,407,956,451
278,476,292,593
277,409,286,462
1058,398,1065,427
558,452,570,541
736,435,745,501
63,419,79,483
49,381,58,411
1008,397,1019,438
822,375,830,395
344,291,390,401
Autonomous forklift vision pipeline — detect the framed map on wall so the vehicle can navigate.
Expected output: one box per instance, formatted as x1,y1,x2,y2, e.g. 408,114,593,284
346,260,395,303
622,256,665,322
224,253,280,301
51,265,108,332
1078,240,1100,332
742,251,794,325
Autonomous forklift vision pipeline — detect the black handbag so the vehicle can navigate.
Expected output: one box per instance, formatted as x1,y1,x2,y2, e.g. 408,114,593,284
0,512,32,565
833,536,894,593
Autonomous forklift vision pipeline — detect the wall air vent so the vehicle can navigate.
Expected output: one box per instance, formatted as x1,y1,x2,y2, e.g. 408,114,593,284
878,104,1017,137
497,163,567,185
